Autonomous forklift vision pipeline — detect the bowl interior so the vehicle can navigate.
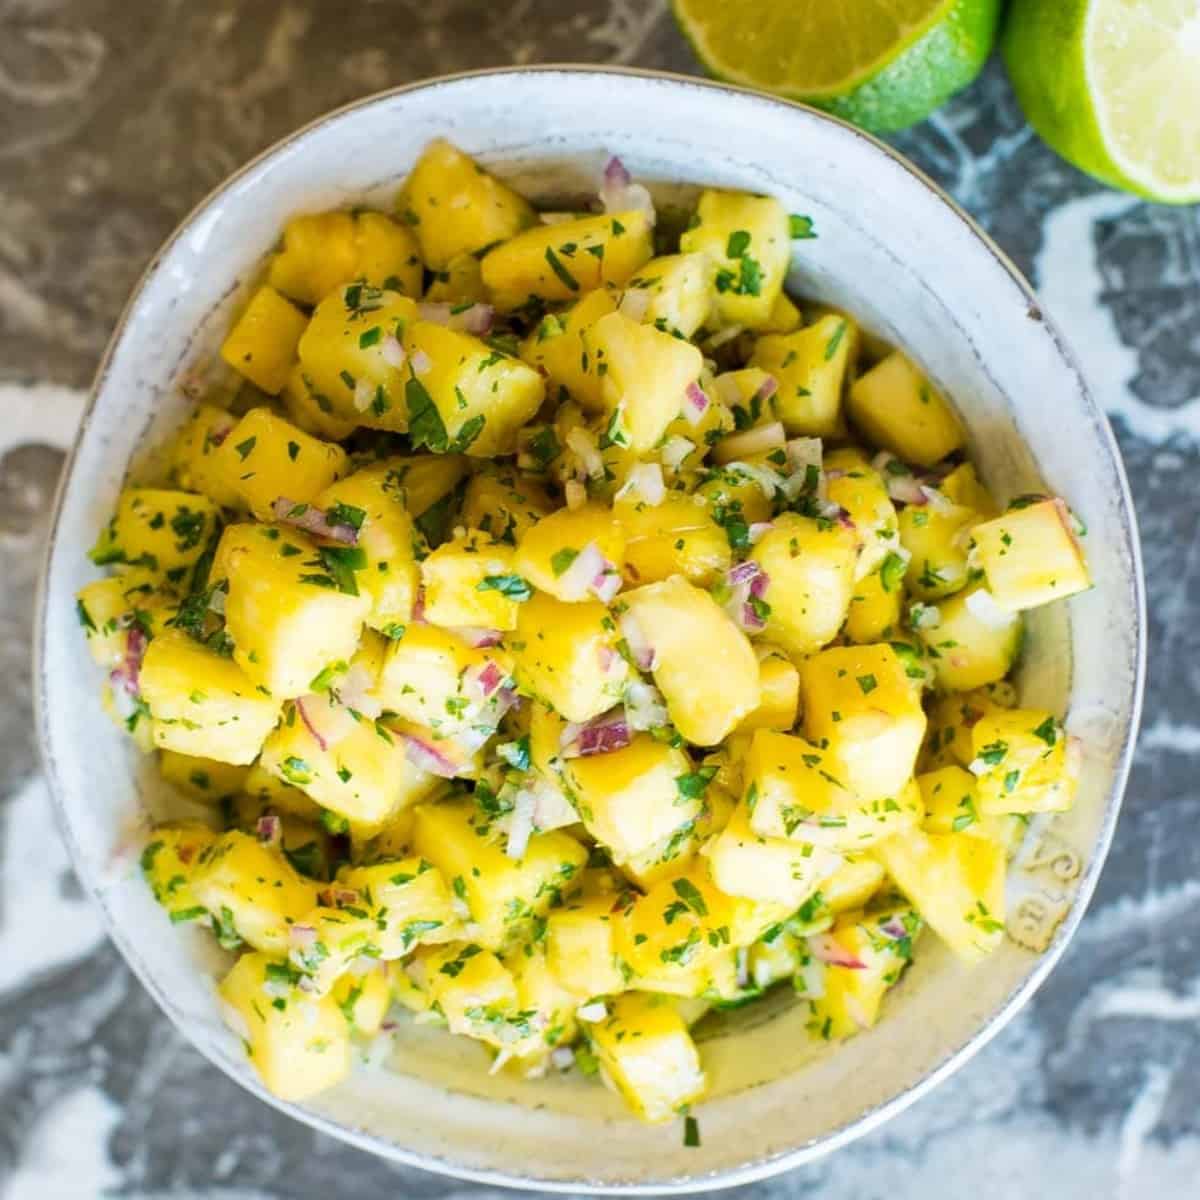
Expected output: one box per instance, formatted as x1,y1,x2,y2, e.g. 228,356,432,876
37,68,1142,1192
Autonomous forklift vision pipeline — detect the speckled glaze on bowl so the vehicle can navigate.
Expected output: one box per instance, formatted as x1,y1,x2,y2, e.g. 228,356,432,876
35,67,1144,1193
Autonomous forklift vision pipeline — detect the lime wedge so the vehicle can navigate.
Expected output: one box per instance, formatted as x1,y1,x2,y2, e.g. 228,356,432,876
1003,0,1200,204
672,0,1001,134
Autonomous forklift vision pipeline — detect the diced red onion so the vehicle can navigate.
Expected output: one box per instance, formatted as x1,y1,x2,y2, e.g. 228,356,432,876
711,374,743,409
748,521,774,545
207,586,227,616
723,460,781,499
353,377,375,413
410,348,432,376
616,463,665,507
289,924,318,951
295,696,329,753
334,662,382,718
403,732,461,778
727,560,762,587
872,452,927,505
794,958,826,999
256,814,282,845
540,211,581,226
660,436,695,470
683,381,709,427
550,1046,575,1071
109,626,147,699
566,427,605,481
624,679,669,731
879,916,909,941
576,1000,607,1023
532,781,578,832
712,422,786,465
704,324,744,351
753,375,779,404
619,611,656,671
920,485,957,515
809,933,866,970
618,287,652,323
562,708,632,758
506,787,536,861
411,588,427,624
558,540,619,603
417,301,495,336
381,335,406,369
599,155,656,225
447,625,504,649
964,588,1016,629
564,479,587,510
272,497,358,545
465,659,505,701
908,602,941,630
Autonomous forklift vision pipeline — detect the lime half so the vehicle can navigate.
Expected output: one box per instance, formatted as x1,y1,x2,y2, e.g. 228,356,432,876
1003,0,1200,205
672,0,1001,135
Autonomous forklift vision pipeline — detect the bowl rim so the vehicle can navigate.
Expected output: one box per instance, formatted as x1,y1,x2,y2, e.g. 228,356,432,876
33,63,1146,1194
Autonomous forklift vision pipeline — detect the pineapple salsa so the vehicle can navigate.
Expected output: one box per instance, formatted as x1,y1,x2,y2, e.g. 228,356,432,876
77,139,1092,1125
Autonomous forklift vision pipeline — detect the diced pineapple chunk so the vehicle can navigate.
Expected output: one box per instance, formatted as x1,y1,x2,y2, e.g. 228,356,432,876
845,567,905,644
823,448,898,579
735,647,800,733
520,289,618,413
219,285,308,395
972,498,1091,612
565,735,700,865
140,629,283,764
354,211,425,299
411,799,586,951
588,993,706,1123
461,466,554,545
748,513,859,660
420,530,527,631
191,830,319,954
167,404,242,507
918,587,1024,692
916,766,983,834
921,687,1014,770
511,591,628,722
501,943,581,1066
219,951,350,1101
623,252,714,339
969,709,1077,815
874,829,1006,963
514,503,625,602
399,139,536,270
847,352,965,468
822,857,887,915
897,489,978,601
332,963,393,1037
364,453,468,518
210,408,347,522
744,729,922,851
76,569,172,668
807,904,920,1040
799,644,927,800
89,488,219,584
616,494,730,588
424,252,488,305
157,751,249,803
679,189,789,330
287,903,382,996
258,695,440,831
749,315,855,436
621,575,760,745
338,856,464,958
545,893,629,998
702,802,838,908
695,462,774,528
481,212,653,311
213,523,369,698
282,365,359,442
297,285,419,431
589,311,704,455
617,865,736,990
315,463,420,635
762,291,803,334
403,321,544,457
419,942,521,1048
140,823,216,924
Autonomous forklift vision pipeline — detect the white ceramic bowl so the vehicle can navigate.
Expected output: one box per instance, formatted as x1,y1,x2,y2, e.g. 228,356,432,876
36,67,1144,1192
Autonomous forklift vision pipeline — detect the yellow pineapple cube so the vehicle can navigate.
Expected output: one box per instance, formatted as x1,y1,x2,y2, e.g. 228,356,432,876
424,252,488,305
167,404,243,508
847,351,965,468
511,591,628,723
219,285,308,395
749,315,855,436
419,942,521,1049
76,569,172,668
157,751,249,803
411,799,586,951
399,139,536,270
545,892,629,998
332,963,393,1037
679,189,789,329
565,735,700,865
282,364,359,442
191,830,319,955
520,288,618,414
874,829,1006,963
140,823,216,924
623,252,714,338
266,211,358,306
210,408,347,523
213,523,369,698
734,648,800,733
748,513,860,660
588,992,706,1123
336,856,463,958
621,575,761,745
218,951,350,1101
514,503,625,602
916,766,984,834
403,321,544,457
971,498,1091,612
420,530,527,631
616,494,731,588
918,587,1024,692
822,856,887,915
800,644,927,800
89,488,220,585
845,567,905,644
481,212,653,311
461,466,555,545
354,211,425,299
139,629,283,764
969,708,1077,815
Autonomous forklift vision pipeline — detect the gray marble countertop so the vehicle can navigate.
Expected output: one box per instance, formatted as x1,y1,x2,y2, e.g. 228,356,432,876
2,3,1198,1197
